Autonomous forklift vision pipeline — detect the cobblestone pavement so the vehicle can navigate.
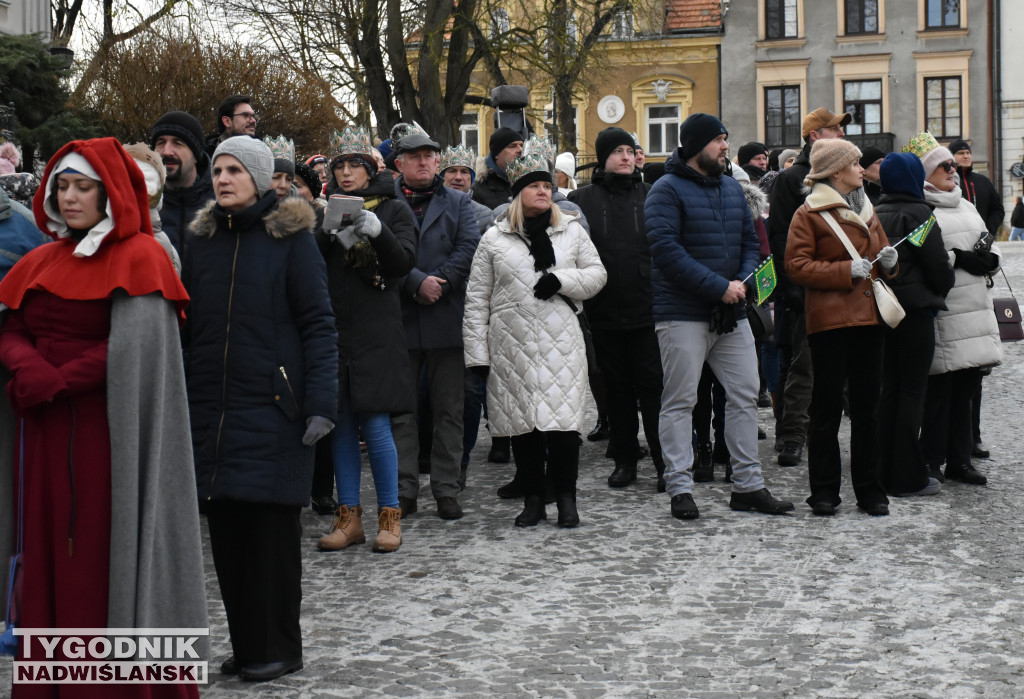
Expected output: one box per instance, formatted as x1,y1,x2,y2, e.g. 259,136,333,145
5,246,1024,698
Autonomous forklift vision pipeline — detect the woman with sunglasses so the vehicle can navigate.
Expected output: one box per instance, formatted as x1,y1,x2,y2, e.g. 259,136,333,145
908,133,1002,486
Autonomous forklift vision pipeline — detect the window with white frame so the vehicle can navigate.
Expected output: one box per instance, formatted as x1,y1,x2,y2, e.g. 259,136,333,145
612,9,633,39
647,105,680,155
843,80,882,134
459,113,479,152
491,9,510,36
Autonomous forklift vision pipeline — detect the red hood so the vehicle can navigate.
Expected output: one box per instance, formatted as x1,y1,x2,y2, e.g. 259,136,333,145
2,138,188,321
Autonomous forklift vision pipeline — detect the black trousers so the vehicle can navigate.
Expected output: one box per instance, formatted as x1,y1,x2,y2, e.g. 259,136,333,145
510,430,580,495
806,326,888,507
207,500,303,664
878,310,935,494
921,367,981,469
590,326,664,469
311,438,335,499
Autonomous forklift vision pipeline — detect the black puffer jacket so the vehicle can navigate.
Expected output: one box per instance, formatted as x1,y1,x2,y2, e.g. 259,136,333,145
568,169,653,329
875,193,955,311
317,172,417,414
184,192,338,506
161,153,214,259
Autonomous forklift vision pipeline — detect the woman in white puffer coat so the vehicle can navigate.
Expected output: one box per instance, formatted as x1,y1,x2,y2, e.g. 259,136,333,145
464,153,606,529
911,134,1002,486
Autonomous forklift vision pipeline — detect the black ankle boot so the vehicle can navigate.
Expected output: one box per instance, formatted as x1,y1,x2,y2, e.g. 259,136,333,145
515,495,547,527
587,417,609,441
555,492,580,528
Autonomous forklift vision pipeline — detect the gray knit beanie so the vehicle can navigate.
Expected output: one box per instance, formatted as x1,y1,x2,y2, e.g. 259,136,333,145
213,136,273,196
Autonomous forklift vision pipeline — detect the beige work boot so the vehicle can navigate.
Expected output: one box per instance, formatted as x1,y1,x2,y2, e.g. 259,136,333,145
372,506,402,553
317,504,365,551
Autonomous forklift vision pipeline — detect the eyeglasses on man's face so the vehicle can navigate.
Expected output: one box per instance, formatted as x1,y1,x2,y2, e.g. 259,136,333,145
233,111,259,122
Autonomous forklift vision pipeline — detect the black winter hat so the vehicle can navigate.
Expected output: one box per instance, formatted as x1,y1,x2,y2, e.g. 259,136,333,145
948,139,971,155
736,142,768,166
294,161,321,197
273,158,295,177
595,127,635,170
489,127,524,159
150,111,207,163
858,146,887,169
679,113,728,161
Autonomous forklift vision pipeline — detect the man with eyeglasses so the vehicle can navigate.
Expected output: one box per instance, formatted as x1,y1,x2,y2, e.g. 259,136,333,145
217,95,259,141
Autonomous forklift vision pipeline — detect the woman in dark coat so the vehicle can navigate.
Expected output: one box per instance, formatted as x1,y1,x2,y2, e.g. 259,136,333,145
315,127,415,554
184,136,338,682
0,137,204,698
874,153,955,497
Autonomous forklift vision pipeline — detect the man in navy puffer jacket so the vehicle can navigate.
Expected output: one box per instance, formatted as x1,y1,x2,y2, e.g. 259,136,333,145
645,113,794,520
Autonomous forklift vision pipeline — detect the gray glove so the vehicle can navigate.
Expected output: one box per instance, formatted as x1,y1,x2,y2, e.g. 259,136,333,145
877,246,898,273
850,258,872,279
351,209,382,239
330,226,360,250
302,416,335,446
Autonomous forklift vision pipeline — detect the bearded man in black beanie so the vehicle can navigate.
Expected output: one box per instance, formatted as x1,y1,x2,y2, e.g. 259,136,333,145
150,109,214,258
645,113,794,520
471,127,525,210
568,127,666,492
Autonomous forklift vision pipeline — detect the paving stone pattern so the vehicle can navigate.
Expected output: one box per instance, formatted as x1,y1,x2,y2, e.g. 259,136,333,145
5,246,1024,698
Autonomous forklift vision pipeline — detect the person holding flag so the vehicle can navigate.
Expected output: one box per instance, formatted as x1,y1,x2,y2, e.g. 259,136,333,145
873,153,955,497
785,138,898,516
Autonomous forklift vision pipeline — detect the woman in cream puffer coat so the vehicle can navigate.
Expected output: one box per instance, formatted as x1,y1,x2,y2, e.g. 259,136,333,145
464,154,606,528
917,141,1002,486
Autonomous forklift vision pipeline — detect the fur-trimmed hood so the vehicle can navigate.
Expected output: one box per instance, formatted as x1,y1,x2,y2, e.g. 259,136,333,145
189,192,316,239
742,182,768,220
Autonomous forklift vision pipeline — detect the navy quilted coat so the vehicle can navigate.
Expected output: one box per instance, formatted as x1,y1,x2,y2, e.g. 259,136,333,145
644,150,760,323
183,192,338,506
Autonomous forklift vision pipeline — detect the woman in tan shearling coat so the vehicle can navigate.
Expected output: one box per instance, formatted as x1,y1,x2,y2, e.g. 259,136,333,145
785,138,897,517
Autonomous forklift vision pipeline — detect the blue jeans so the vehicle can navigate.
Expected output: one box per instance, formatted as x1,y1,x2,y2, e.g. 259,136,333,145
333,395,399,509
1010,227,1024,242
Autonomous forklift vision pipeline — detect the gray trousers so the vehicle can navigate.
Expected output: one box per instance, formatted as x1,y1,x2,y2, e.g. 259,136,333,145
656,319,765,496
394,347,464,501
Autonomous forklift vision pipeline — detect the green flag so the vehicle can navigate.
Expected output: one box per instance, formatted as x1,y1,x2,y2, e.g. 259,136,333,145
754,255,777,306
906,215,935,247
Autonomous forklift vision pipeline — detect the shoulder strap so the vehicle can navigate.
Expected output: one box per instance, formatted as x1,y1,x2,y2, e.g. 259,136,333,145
817,210,860,261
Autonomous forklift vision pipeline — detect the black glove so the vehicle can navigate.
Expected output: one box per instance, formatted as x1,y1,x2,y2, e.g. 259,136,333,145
470,365,490,380
973,233,994,254
709,301,738,335
533,272,562,300
953,248,998,276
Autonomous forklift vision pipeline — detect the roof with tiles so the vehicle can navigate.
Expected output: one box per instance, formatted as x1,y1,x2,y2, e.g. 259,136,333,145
664,0,723,33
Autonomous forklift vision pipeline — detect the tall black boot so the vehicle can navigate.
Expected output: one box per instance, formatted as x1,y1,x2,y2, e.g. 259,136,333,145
555,492,580,528
514,494,547,527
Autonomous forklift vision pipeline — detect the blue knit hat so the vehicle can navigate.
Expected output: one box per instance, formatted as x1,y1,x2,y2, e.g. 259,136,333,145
879,152,925,200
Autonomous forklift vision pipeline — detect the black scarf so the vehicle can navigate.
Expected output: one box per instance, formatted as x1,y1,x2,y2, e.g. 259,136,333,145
523,209,554,272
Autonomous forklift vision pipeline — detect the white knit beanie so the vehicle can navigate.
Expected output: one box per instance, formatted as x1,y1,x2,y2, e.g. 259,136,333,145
920,146,954,179
213,136,273,196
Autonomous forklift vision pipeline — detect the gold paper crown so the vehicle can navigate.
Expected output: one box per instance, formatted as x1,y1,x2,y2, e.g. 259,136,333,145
329,126,375,160
506,152,550,187
902,132,941,159
440,144,475,172
263,135,295,162
522,135,555,167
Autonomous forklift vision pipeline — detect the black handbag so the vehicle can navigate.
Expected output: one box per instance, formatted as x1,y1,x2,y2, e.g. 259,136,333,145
993,268,1023,342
